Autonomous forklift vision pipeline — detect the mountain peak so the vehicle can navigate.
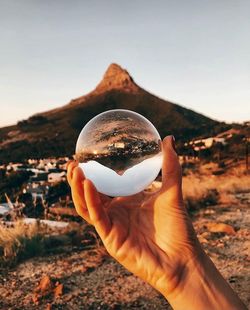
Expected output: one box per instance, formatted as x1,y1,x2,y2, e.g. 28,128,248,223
104,63,128,76
94,63,139,93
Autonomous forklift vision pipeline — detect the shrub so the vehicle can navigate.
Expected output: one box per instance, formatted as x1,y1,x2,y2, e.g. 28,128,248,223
0,221,46,267
185,188,219,212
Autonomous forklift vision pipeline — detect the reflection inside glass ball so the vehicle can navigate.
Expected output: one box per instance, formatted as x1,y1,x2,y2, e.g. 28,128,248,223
75,109,162,197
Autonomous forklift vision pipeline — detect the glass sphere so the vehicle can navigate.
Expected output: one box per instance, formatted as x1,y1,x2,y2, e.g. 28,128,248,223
75,109,162,197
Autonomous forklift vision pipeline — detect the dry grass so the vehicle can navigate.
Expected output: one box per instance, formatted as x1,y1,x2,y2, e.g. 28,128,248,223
1,162,249,267
0,220,100,268
0,221,48,267
182,162,250,210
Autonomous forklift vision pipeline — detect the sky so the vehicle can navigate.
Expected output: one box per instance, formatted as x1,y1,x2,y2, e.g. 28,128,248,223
0,0,250,127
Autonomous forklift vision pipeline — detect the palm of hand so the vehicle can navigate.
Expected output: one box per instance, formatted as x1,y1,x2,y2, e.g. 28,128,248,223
67,137,199,295
95,190,197,294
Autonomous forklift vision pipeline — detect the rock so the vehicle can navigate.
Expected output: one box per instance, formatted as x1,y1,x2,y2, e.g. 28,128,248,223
54,283,64,299
46,303,52,310
32,293,40,305
216,242,225,248
35,275,53,294
204,209,215,215
64,293,74,302
201,231,210,239
206,223,236,235
198,233,209,244
94,63,139,93
33,275,57,304
81,266,88,273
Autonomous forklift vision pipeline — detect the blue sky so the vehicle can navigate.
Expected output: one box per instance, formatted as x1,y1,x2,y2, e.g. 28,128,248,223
0,0,249,127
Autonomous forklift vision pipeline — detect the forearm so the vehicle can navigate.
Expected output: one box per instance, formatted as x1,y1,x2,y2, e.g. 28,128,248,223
164,250,247,310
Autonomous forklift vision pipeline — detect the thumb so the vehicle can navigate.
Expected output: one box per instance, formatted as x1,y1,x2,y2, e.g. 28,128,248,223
161,136,183,204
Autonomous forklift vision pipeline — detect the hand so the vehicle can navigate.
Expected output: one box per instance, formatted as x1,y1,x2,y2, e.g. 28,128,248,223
67,136,201,296
67,135,247,309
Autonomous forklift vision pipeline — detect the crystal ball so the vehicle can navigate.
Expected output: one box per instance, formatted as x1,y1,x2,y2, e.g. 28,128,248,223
75,109,162,197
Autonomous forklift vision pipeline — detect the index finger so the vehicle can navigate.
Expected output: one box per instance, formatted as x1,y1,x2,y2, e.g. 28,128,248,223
67,161,78,187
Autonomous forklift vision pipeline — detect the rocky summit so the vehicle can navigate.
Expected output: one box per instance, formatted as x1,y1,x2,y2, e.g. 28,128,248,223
0,63,223,162
94,63,139,94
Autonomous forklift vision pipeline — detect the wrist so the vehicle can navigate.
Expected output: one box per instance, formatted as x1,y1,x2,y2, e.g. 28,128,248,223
162,249,246,310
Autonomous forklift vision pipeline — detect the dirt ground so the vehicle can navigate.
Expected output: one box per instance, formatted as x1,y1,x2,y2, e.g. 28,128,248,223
0,193,249,309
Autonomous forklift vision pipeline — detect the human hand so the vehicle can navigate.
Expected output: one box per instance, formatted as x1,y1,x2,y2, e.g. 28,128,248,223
67,136,201,296
67,136,247,310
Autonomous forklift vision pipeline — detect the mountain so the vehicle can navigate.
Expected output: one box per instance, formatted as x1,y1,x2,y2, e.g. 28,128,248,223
0,63,227,163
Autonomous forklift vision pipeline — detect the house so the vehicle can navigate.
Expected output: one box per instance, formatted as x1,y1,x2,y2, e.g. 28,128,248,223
30,172,49,182
6,163,23,171
216,128,241,139
25,183,49,199
0,203,10,216
48,171,66,183
108,142,125,151
187,136,227,151
114,142,125,148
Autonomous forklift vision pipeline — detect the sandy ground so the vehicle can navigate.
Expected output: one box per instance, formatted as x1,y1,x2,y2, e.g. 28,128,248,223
0,193,249,309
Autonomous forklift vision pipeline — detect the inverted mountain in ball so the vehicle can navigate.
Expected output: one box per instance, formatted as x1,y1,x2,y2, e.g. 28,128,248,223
75,110,162,177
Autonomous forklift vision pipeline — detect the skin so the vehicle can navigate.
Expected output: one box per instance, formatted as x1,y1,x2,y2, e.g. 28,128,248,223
67,136,247,310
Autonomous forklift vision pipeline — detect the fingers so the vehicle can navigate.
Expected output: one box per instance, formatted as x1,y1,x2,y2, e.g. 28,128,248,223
68,162,111,227
84,179,111,239
161,135,183,204
71,166,91,223
67,160,78,187
67,160,91,221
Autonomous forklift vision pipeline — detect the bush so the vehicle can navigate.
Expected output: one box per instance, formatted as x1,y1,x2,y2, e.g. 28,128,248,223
185,189,219,213
0,221,46,267
28,115,48,124
0,170,33,202
0,221,99,268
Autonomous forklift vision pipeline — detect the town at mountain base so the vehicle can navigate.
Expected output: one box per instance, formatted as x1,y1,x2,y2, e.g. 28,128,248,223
0,63,238,163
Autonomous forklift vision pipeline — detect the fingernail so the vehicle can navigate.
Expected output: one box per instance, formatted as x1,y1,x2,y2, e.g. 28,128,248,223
171,135,177,152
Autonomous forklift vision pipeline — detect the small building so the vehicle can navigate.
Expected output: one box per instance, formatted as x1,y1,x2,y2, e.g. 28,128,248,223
188,136,227,151
25,183,49,199
6,163,23,171
0,203,10,216
30,172,49,182
114,142,125,148
108,142,125,151
48,171,66,183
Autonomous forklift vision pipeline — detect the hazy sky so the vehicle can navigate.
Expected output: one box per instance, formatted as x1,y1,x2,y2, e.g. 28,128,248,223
0,0,249,127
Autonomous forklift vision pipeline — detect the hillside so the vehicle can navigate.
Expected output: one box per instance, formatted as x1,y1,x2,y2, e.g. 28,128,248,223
0,64,226,163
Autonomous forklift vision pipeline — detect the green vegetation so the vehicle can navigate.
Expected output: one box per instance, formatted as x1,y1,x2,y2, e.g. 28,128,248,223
0,170,32,202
